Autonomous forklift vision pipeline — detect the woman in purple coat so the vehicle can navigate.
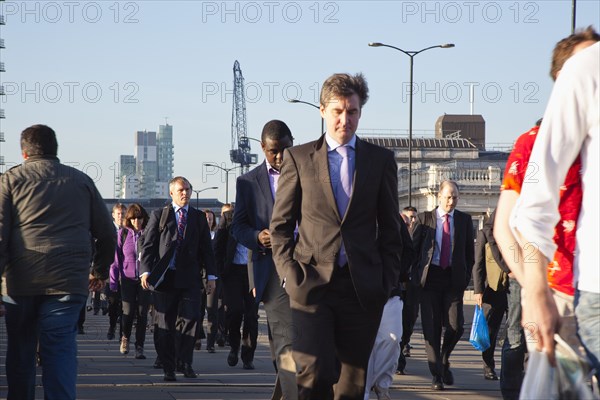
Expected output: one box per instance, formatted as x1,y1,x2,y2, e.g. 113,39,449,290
110,203,150,359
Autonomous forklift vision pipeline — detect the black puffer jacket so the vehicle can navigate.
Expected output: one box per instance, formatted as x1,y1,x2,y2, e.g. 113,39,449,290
0,156,116,297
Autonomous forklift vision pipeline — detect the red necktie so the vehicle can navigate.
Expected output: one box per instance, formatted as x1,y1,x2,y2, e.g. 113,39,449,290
440,213,451,269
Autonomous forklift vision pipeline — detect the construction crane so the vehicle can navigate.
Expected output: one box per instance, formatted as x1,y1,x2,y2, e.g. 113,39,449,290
230,60,257,173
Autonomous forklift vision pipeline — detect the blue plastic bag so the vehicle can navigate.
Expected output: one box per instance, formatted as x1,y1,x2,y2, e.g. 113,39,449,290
469,305,490,351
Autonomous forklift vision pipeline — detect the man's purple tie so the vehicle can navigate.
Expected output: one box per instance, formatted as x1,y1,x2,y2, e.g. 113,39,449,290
335,146,352,217
269,168,280,200
335,146,352,267
440,213,451,269
177,208,187,246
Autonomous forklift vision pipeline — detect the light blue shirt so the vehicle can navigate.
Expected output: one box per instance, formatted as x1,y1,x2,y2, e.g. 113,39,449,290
325,133,356,201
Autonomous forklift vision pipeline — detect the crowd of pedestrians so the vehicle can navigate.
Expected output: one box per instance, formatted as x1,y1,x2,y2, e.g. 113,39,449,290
0,28,598,400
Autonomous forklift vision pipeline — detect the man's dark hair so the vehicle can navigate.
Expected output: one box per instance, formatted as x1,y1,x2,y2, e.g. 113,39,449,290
551,26,600,81
320,73,369,109
403,206,417,213
20,124,58,157
261,119,293,143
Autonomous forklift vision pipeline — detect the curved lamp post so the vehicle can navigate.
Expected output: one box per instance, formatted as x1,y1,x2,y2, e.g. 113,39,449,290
288,99,324,135
203,163,242,203
368,42,455,207
193,186,218,208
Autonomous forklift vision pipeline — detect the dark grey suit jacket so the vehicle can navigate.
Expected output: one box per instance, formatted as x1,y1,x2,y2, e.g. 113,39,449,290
231,161,277,303
411,207,474,291
270,135,404,311
140,205,217,290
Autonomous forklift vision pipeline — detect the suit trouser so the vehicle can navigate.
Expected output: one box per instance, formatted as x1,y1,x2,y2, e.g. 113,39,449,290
420,266,464,378
262,264,298,399
153,270,202,372
290,266,384,400
222,264,258,363
481,286,507,372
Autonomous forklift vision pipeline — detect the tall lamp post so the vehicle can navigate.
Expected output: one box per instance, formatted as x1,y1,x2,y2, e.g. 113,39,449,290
193,186,218,208
288,99,324,135
369,42,455,207
203,163,242,204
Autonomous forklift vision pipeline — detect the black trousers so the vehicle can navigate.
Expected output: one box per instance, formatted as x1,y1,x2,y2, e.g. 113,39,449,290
481,286,507,372
152,270,202,372
290,266,383,400
120,277,150,348
222,264,258,363
420,266,464,378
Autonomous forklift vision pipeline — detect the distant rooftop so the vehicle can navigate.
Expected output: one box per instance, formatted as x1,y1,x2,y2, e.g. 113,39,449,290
361,136,477,149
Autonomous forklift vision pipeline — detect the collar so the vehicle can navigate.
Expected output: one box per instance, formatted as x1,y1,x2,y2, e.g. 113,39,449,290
436,207,455,219
172,203,189,214
325,132,356,152
23,155,60,163
265,161,280,175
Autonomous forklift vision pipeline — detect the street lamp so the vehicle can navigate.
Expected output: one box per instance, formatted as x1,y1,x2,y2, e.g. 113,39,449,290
203,163,242,204
288,99,324,135
193,186,218,208
369,42,455,207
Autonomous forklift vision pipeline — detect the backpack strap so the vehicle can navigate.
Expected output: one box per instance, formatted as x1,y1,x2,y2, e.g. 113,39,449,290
158,205,170,233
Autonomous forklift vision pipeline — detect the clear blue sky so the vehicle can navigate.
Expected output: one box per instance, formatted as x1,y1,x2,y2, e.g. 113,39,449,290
1,0,598,202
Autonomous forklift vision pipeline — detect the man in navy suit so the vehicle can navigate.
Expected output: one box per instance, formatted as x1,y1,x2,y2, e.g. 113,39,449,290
232,120,296,399
140,176,217,382
411,180,474,390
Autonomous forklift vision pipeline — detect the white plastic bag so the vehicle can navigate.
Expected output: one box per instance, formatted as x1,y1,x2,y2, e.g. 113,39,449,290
520,334,597,399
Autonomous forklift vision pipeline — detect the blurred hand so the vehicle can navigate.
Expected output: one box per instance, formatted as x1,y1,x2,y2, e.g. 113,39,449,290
258,229,271,248
88,275,105,292
521,286,560,366
140,274,150,290
474,293,483,308
206,279,216,295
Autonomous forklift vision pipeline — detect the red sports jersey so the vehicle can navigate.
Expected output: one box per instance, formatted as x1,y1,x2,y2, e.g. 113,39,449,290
501,125,582,296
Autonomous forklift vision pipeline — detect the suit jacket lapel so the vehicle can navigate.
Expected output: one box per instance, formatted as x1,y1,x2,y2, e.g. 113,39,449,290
310,135,340,220
349,138,368,215
256,162,274,215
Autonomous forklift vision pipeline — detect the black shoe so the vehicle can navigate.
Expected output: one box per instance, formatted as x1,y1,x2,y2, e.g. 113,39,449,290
216,334,225,347
243,361,255,370
102,307,108,316
395,368,405,375
227,350,239,367
207,346,216,353
87,305,93,312
107,330,115,340
163,371,176,382
182,363,197,378
484,370,499,380
153,357,163,369
432,376,444,390
443,365,454,386
194,339,202,350
176,360,185,373
78,326,85,335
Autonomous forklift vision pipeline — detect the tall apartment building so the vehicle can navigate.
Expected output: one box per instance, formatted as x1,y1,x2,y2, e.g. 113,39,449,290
117,125,174,199
157,124,174,182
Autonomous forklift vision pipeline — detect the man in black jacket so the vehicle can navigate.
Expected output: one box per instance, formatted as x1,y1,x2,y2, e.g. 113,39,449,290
472,210,509,381
0,124,115,400
411,180,474,391
140,176,217,382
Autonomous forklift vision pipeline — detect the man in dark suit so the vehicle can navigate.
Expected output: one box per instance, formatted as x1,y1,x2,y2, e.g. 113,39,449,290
411,180,474,390
215,205,258,370
232,119,296,399
270,73,404,399
140,176,217,382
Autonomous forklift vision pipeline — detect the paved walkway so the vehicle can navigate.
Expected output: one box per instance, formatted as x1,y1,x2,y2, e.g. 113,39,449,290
0,299,503,399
